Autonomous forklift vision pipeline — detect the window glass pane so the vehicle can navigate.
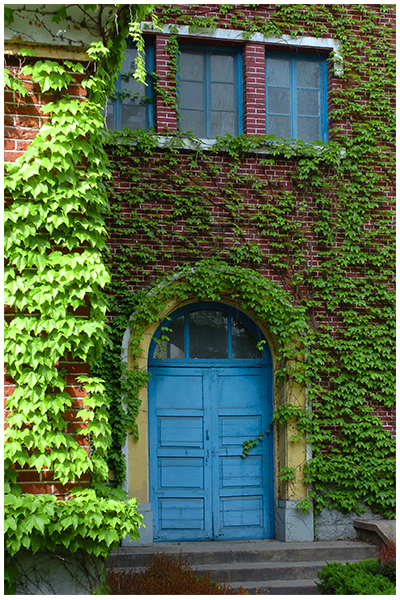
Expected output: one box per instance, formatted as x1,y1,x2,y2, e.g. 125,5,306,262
297,60,319,88
211,83,234,111
121,48,139,74
232,318,262,359
179,109,204,137
267,87,291,115
268,115,292,139
180,52,204,80
297,116,320,142
266,58,290,86
180,81,204,110
121,104,146,130
154,315,185,359
297,89,319,116
189,311,228,359
210,54,234,82
211,111,235,137
120,48,146,101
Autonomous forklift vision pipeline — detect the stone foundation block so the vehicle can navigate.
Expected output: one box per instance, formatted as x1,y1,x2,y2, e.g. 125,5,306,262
275,499,314,542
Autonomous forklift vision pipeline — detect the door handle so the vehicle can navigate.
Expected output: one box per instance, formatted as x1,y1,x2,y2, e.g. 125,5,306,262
206,429,209,441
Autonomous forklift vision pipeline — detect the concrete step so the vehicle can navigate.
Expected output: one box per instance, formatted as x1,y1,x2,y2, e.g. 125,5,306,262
107,539,379,595
193,559,341,582
108,539,378,569
229,578,320,595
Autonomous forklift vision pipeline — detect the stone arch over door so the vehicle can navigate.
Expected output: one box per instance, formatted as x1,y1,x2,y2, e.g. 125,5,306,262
121,269,313,544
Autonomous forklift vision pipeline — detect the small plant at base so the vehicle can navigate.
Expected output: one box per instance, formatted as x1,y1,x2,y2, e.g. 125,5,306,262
106,552,253,595
378,541,396,584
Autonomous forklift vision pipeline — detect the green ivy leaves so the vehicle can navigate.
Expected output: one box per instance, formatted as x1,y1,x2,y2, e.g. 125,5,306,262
4,488,142,557
3,7,160,589
101,4,395,521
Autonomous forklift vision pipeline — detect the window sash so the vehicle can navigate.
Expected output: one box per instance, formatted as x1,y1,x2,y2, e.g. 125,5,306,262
178,46,243,139
265,53,327,142
106,41,154,131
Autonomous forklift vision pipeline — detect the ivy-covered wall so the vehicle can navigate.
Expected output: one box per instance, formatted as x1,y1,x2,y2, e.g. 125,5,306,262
99,3,395,520
3,3,395,577
4,54,94,497
4,4,154,593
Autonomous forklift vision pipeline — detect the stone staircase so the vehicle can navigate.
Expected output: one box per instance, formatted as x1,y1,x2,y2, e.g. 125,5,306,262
107,538,379,595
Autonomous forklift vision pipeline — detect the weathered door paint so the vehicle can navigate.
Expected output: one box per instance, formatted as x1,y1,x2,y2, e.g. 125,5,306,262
148,303,273,541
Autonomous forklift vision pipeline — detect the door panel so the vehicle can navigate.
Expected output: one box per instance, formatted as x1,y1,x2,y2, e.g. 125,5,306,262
220,495,264,528
149,366,273,541
220,455,263,488
158,416,204,448
218,372,263,408
220,415,263,445
158,498,206,530
213,369,272,539
154,373,204,409
149,368,212,541
158,457,205,489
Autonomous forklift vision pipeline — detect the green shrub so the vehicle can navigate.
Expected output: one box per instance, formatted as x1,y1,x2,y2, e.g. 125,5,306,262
316,557,396,595
106,552,251,595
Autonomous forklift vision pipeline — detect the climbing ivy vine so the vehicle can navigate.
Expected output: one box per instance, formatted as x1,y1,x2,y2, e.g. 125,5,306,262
97,3,395,520
4,3,155,594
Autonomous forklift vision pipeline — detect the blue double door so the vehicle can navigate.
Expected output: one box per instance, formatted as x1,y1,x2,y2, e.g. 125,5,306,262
149,363,274,541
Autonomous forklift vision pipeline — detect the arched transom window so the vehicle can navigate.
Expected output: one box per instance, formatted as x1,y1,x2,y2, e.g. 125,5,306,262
151,303,270,363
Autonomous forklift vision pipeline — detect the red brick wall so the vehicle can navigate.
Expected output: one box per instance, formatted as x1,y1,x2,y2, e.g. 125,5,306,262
154,35,178,133
243,43,266,136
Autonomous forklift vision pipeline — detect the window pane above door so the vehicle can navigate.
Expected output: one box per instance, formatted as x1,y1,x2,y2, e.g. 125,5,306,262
189,310,228,359
150,304,270,363
154,315,185,359
232,317,262,359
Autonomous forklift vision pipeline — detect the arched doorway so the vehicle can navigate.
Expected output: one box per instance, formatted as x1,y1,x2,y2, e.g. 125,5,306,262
148,302,274,541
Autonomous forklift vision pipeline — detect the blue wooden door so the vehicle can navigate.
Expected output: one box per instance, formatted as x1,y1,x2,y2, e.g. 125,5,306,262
148,303,273,541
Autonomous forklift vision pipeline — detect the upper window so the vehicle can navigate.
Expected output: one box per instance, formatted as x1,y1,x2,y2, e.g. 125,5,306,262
105,41,153,131
265,52,328,143
178,47,243,139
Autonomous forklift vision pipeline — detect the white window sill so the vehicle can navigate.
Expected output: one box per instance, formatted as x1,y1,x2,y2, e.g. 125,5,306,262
106,131,345,159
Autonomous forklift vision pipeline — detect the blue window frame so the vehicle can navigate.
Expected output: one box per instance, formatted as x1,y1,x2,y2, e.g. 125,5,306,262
265,52,328,142
105,41,153,131
178,46,243,139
